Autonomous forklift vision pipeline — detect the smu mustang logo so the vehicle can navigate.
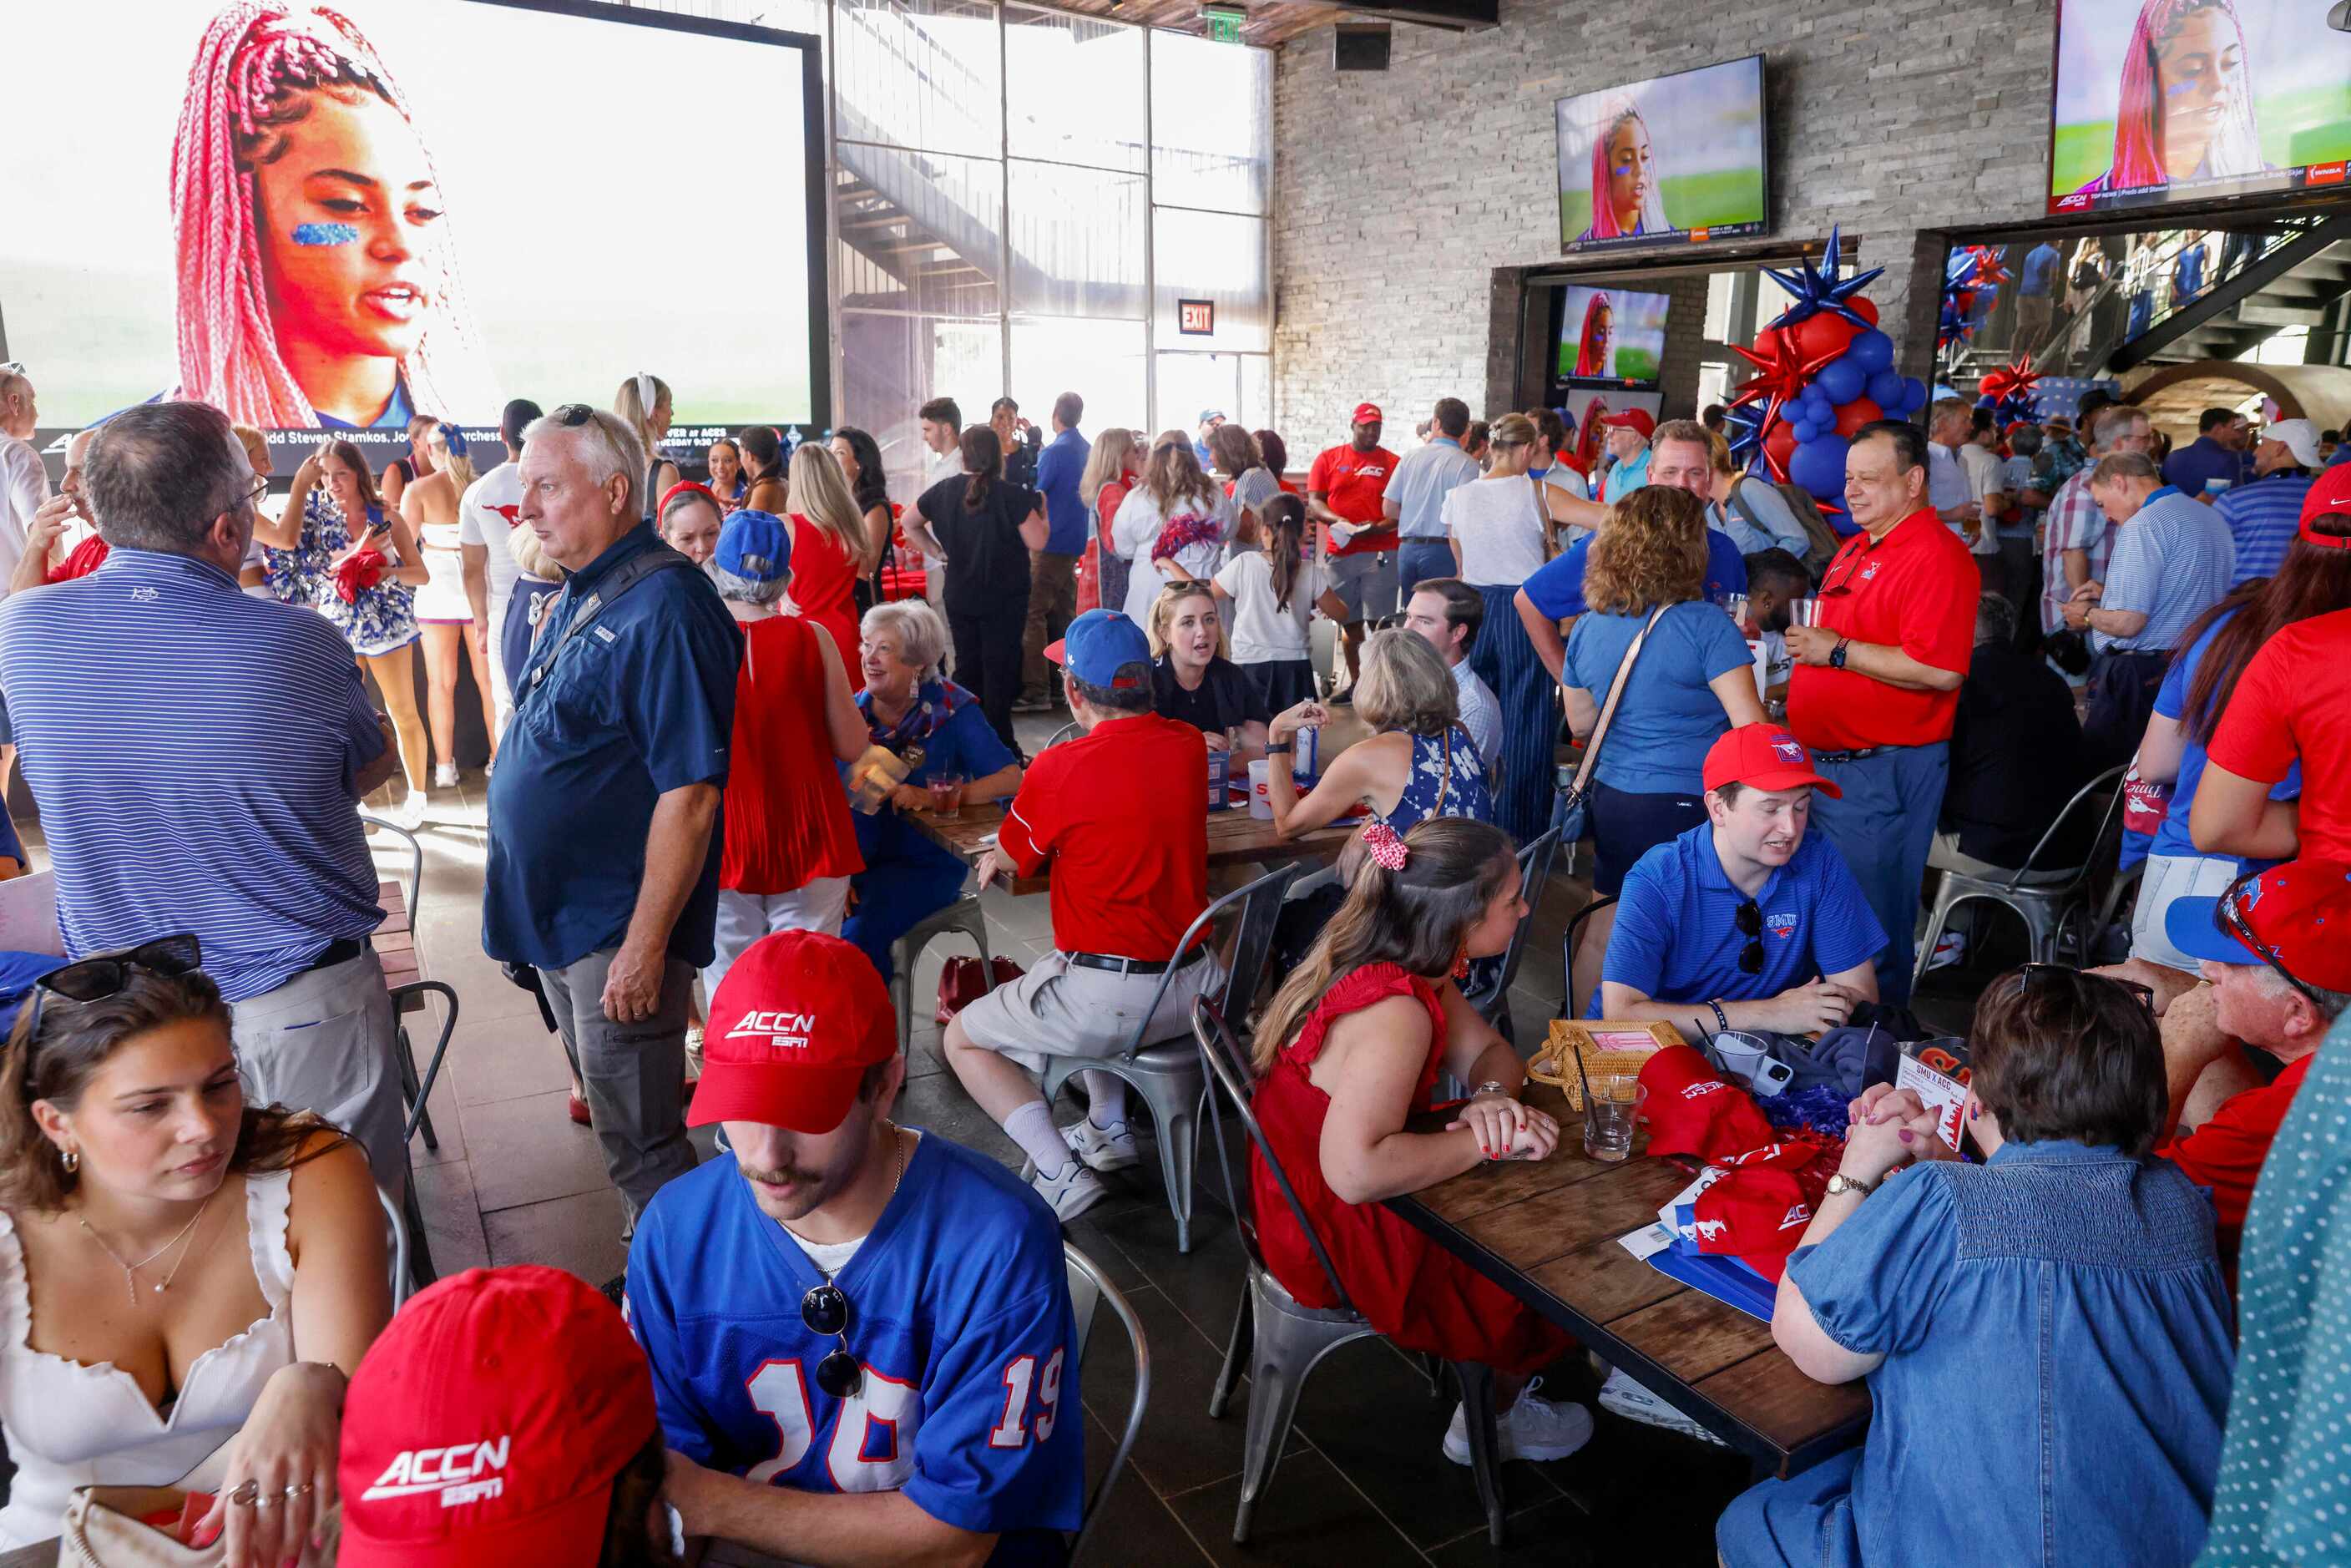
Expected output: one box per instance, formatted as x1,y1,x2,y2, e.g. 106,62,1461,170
1693,1219,1727,1242
1769,736,1806,765
362,1437,510,1507
731,1010,817,1050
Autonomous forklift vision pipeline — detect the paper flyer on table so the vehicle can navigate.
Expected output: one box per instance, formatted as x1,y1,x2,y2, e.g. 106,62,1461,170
1896,1053,1968,1151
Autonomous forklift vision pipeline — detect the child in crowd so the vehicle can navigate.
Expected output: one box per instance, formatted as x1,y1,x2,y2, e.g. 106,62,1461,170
1212,493,1347,712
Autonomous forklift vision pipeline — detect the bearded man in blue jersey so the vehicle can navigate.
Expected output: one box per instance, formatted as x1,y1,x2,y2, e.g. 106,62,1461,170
625,929,1084,1565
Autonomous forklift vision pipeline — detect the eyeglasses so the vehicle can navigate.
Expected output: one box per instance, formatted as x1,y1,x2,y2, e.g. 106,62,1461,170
552,403,597,428
1734,898,1763,974
0,362,24,377
23,935,204,1044
2217,873,2322,1009
2010,962,2155,1016
801,1282,862,1398
241,473,271,508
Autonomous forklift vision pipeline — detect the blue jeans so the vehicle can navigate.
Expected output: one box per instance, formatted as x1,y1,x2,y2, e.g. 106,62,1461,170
1806,742,1948,1006
842,854,973,984
1397,539,1454,599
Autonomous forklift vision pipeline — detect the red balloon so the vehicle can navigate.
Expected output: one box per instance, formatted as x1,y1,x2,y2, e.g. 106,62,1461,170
1831,397,1886,438
1791,311,1863,364
1850,296,1880,326
1763,420,1798,463
1750,324,1782,357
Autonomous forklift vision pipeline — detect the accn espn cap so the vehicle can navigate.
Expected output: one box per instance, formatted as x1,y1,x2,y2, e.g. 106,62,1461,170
692,928,898,1134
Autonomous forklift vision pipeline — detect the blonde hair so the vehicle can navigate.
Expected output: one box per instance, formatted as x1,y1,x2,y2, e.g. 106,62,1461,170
1353,628,1458,736
1140,431,1220,515
427,422,476,493
1082,427,1139,508
230,422,272,478
509,519,559,580
613,372,672,456
1487,412,1539,451
786,442,873,570
1146,580,1229,660
1584,485,1708,615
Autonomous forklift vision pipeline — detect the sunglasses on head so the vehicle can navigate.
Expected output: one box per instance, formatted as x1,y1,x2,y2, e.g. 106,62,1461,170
2009,962,2155,1015
23,936,204,1044
2217,873,2323,1010
0,362,25,378
1734,898,1763,974
801,1283,863,1399
551,403,598,428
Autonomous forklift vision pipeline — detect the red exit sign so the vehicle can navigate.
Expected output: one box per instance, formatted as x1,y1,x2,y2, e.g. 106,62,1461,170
1178,299,1215,336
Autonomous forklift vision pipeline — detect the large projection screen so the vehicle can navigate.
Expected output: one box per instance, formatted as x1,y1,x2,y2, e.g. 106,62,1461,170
0,0,827,474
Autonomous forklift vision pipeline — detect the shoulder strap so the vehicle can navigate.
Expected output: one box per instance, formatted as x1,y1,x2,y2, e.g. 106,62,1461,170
1726,478,1767,532
525,543,697,686
1566,603,1670,796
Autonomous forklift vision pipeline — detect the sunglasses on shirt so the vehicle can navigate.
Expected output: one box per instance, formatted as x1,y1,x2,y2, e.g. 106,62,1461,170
1734,899,1763,975
801,1283,864,1399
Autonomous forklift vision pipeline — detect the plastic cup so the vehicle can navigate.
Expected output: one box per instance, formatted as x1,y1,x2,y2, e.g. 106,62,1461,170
1789,596,1821,629
1247,759,1274,820
1724,593,1750,627
1581,1076,1646,1163
927,773,965,819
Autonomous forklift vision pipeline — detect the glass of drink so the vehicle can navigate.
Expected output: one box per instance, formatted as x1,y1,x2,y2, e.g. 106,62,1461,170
1581,1075,1646,1163
1789,596,1820,629
926,773,966,818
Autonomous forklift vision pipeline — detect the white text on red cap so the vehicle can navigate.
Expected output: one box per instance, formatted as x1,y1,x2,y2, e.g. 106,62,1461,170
362,1437,511,1507
730,1010,817,1049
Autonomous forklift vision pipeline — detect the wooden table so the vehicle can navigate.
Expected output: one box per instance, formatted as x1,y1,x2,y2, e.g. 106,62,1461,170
0,1540,53,1566
1386,1081,1869,1479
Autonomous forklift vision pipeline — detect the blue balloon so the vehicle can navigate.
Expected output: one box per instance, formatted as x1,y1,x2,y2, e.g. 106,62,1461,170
1788,433,1851,500
1847,329,1895,376
1899,377,1929,413
1792,418,1822,443
1866,367,1906,407
1815,357,1867,405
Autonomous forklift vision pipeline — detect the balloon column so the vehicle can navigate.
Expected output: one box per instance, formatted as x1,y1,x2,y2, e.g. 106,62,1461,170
1725,227,1930,519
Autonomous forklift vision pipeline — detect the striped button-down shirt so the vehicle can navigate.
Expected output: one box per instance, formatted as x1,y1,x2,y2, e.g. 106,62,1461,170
0,549,384,1001
2214,470,2312,585
2040,468,2114,635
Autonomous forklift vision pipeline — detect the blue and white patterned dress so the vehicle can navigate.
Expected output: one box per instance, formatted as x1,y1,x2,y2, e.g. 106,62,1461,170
1373,725,1493,833
298,491,418,658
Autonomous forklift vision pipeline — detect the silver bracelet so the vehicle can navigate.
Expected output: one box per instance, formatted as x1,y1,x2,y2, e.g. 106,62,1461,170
1471,1080,1511,1099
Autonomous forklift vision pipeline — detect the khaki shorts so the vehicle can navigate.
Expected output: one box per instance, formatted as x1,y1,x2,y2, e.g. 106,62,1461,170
954,948,1224,1071
1327,551,1398,624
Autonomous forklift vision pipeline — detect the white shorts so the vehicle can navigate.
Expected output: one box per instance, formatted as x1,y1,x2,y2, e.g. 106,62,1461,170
2130,852,2242,974
953,947,1224,1072
702,878,853,1001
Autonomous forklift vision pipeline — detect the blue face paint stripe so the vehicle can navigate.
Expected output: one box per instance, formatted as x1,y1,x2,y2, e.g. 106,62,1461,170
291,222,359,247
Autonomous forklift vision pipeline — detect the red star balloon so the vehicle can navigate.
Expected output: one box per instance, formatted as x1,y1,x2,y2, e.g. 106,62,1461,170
1727,331,1846,475
1976,354,2043,410
1967,245,2011,293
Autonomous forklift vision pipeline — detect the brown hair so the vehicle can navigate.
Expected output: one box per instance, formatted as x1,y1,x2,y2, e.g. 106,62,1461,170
2089,452,2160,487
1208,422,1264,479
1259,492,1309,612
1584,485,1707,615
2177,517,2351,743
1968,967,2167,1158
318,438,382,513
1140,432,1220,516
959,425,1003,512
1650,417,1711,457
1487,413,1539,452
1253,429,1290,477
0,967,345,1214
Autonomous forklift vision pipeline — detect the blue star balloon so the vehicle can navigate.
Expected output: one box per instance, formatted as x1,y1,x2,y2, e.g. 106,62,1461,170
1724,402,1767,469
1763,225,1885,332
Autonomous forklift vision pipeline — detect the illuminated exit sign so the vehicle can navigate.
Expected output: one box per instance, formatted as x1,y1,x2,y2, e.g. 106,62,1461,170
1201,6,1245,43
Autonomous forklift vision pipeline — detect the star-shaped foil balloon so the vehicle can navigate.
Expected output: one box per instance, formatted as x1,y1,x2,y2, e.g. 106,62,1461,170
1727,331,1844,449
1723,402,1767,469
1763,225,1885,331
1975,354,2043,411
1967,245,2011,293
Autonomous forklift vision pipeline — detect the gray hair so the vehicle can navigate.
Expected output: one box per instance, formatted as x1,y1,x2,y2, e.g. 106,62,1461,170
2089,452,2160,488
1974,590,2017,647
85,402,248,555
701,559,790,607
521,407,647,519
2252,964,2351,1026
2091,404,2149,453
858,599,948,677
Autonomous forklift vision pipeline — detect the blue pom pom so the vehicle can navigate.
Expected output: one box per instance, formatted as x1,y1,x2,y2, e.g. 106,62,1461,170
1815,357,1867,405
1867,367,1906,407
1847,330,1895,376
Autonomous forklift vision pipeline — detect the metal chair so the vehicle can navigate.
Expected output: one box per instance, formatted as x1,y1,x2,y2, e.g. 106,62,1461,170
359,812,424,930
1561,893,1616,1023
1459,827,1562,1044
1913,763,2131,987
888,895,994,1055
380,1184,413,1311
391,979,458,1294
1064,1242,1149,1565
1043,720,1083,750
1191,997,1508,1545
1035,862,1301,1254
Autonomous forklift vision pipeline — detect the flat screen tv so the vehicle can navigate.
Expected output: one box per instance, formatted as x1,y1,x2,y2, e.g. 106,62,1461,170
1553,286,1671,387
2048,0,2351,215
1556,55,1769,254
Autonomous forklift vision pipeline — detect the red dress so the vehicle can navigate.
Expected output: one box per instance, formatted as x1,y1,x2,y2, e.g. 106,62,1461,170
786,513,863,692
1250,964,1574,1377
717,617,865,895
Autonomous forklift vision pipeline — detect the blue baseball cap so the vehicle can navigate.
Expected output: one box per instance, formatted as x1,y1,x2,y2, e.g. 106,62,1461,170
1044,609,1150,689
716,509,791,583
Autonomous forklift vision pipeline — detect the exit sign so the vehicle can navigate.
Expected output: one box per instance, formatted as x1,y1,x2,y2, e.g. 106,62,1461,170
1178,299,1216,336
1201,5,1244,42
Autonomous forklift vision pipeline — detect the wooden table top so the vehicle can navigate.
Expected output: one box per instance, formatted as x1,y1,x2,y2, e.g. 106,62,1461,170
0,1540,53,1566
1387,1080,1868,1478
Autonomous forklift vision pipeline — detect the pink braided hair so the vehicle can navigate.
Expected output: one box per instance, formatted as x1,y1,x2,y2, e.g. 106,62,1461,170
170,4,488,427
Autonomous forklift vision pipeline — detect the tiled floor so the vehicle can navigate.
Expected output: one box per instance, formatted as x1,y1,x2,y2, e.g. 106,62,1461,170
371,726,1763,1565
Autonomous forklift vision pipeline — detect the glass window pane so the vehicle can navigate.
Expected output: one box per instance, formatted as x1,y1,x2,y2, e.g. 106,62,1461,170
1153,352,1239,445
1005,8,1146,173
1011,318,1148,438
835,0,1001,154
840,309,1002,514
1153,209,1268,352
1238,355,1272,440
1150,34,1271,215
835,152,1004,320
1008,162,1145,320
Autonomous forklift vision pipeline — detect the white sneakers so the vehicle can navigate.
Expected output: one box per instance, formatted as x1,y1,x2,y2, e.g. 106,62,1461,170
1595,1367,1730,1447
1441,1378,1595,1465
1029,1159,1110,1222
383,792,427,830
433,762,458,789
1062,1117,1141,1173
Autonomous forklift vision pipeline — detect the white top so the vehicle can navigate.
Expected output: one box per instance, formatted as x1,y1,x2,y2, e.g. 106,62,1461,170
0,435,50,604
0,1171,297,1548
1957,443,2006,556
412,519,472,621
457,460,525,605
1111,484,1235,630
1449,658,1500,767
1441,475,1549,587
1214,549,1324,663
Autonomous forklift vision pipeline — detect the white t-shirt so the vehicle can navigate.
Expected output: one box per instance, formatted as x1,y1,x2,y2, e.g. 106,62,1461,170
1440,475,1549,587
457,460,525,604
1112,483,1233,630
0,435,51,601
1450,658,1500,767
1958,443,2006,556
1214,549,1323,663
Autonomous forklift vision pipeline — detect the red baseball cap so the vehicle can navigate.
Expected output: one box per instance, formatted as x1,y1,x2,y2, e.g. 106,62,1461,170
693,929,897,1133
1598,407,1656,438
1637,1046,1775,1160
1691,1150,1824,1283
2300,463,2351,549
2166,859,2351,995
1352,402,1383,426
338,1266,656,1567
1702,724,1843,798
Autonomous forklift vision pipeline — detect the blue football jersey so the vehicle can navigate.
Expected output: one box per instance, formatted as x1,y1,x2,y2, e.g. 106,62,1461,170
626,1131,1084,1564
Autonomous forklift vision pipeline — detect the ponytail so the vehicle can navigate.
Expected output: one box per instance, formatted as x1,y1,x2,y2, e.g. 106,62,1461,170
959,425,1003,512
1262,493,1307,613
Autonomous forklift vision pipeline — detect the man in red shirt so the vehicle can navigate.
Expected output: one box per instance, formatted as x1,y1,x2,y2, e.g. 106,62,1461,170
2192,464,2351,864
943,608,1219,1222
1784,420,1979,1004
1307,402,1400,702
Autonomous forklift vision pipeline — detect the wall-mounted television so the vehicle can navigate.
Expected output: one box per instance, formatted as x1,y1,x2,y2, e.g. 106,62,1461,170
1556,55,1769,254
2048,0,2351,216
0,0,828,474
1552,286,1671,388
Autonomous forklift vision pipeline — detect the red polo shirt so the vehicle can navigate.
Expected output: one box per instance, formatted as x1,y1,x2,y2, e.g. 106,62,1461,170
2206,607,2351,862
998,711,1208,960
1308,443,1400,557
1787,508,1979,752
2160,1051,2313,1282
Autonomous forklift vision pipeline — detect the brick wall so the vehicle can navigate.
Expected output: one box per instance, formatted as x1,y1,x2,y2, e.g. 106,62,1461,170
1272,0,2064,444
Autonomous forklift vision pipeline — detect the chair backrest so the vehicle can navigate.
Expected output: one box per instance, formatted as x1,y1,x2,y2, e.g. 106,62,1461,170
1063,1242,1148,1566
1463,827,1560,1017
1122,862,1302,1058
1561,893,1617,1020
2008,761,2130,893
389,980,460,1146
1191,997,1359,1313
1044,720,1083,750
380,1184,412,1311
359,814,425,928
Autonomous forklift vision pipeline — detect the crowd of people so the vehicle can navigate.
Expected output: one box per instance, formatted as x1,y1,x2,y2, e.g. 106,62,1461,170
0,344,2347,1565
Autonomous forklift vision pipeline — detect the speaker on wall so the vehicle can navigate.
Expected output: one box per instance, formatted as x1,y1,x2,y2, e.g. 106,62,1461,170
1333,22,1391,70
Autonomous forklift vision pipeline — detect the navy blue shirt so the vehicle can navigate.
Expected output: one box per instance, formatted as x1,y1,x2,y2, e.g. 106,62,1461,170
2020,241,2061,296
851,695,1019,880
1521,524,1747,622
484,523,741,970
1034,427,1091,556
2161,435,2248,500
1595,820,1886,1015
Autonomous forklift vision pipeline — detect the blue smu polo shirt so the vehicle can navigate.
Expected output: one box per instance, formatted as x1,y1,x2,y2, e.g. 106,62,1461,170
1034,427,1091,555
0,549,385,1002
484,522,741,971
1594,820,1887,1016
1520,522,1747,621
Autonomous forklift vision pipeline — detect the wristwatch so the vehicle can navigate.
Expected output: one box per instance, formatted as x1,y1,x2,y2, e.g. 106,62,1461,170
1470,1080,1511,1099
1266,740,1293,756
1828,638,1850,670
1824,1171,1876,1200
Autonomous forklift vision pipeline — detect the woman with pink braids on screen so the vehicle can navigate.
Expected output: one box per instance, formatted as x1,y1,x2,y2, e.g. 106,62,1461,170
2074,0,2267,196
1573,103,1673,244
1572,292,1615,377
170,4,492,432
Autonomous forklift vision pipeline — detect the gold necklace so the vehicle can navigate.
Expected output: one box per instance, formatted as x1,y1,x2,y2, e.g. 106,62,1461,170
78,1192,218,1308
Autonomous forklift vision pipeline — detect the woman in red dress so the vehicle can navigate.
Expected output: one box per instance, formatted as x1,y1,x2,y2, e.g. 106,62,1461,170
781,442,873,693
1250,816,1591,1465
